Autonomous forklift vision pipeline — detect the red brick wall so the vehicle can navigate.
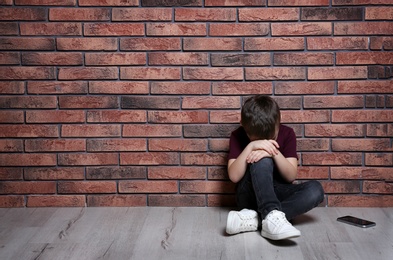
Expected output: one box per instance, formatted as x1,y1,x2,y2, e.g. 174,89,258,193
0,0,392,208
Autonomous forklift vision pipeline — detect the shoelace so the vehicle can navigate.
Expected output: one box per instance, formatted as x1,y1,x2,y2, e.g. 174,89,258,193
239,213,257,229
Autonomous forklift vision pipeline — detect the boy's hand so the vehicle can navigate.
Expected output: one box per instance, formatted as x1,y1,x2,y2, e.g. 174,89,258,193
250,139,279,156
246,150,271,164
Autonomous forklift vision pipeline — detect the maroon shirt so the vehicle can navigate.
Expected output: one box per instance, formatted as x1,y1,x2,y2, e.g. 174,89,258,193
228,124,297,182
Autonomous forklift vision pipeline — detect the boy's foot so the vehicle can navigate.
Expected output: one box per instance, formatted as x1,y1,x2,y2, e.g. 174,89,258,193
261,210,301,240
226,209,259,235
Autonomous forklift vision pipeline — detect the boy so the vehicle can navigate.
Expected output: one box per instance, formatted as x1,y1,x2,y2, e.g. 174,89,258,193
226,95,324,240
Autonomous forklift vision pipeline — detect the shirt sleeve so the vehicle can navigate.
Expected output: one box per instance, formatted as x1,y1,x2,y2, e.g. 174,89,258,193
228,130,243,160
280,127,297,159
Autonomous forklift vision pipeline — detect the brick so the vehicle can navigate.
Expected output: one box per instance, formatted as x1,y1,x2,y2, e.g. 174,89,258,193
272,22,331,36
0,168,23,180
301,7,362,21
183,124,238,138
57,38,117,51
25,167,85,180
146,23,206,36
149,139,207,152
142,0,202,6
331,167,393,181
89,81,148,94
85,53,146,66
20,22,81,36
321,180,360,194
184,67,243,80
212,82,272,95
273,96,302,109
0,111,24,123
336,52,393,65
297,167,329,179
120,38,181,51
302,152,362,166
208,167,228,180
79,0,138,6
304,96,364,108
148,166,206,180
328,195,393,207
123,125,182,137
334,22,393,35
209,139,229,152
149,195,205,207
239,8,299,21
363,181,393,194
367,7,393,20
121,96,180,109
207,195,236,207
0,82,24,94
275,81,334,95
182,96,240,109
0,8,46,20
305,124,365,137
148,111,208,123
58,181,116,194
1,0,12,5
365,153,393,166
0,52,20,65
307,37,368,50
59,96,118,108
58,153,118,166
22,52,82,66
112,8,171,21
332,110,393,122
27,195,85,207
246,67,306,80
211,53,271,67
297,138,329,152
84,23,144,36
0,125,58,138
332,139,391,152
367,65,391,79
269,0,329,6
87,195,146,207
308,66,367,80
175,8,235,21
16,0,76,5
59,67,118,80
61,124,121,137
149,52,208,66
87,139,146,152
87,110,146,123
0,96,56,108
183,38,242,51
180,180,235,193
119,180,178,193
205,0,265,6
0,196,24,207
338,80,393,94
151,82,210,95
276,52,333,66
181,153,227,165
209,23,269,36
209,111,240,123
28,81,87,94
0,67,55,80
333,0,393,5
25,139,86,152
0,140,23,152
49,8,110,21
0,181,56,194
120,152,179,165
87,166,146,179
367,124,393,137
120,67,181,80
0,22,18,35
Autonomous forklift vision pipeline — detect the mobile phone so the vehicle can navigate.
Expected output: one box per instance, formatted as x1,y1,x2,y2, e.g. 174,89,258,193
337,215,376,228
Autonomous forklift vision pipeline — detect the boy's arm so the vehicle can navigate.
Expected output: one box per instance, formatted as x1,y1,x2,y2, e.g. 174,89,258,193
271,152,297,183
227,144,253,183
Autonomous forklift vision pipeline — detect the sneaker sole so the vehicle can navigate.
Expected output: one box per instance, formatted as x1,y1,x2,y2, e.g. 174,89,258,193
261,230,301,240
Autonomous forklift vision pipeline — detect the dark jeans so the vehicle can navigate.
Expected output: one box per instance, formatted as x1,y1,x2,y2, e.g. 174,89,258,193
236,158,324,220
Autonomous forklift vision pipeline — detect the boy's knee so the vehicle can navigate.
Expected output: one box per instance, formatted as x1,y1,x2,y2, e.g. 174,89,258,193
308,181,325,204
249,157,274,171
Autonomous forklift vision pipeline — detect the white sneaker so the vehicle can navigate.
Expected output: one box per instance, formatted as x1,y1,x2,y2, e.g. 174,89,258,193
226,209,259,235
261,210,301,240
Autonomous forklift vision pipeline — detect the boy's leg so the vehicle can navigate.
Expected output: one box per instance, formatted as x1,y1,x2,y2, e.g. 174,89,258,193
274,180,325,221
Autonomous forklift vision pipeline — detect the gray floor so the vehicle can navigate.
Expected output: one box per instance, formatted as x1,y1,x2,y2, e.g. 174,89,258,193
0,207,392,260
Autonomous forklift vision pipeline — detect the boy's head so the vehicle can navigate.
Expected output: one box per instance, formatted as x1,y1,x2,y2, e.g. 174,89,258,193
241,95,281,141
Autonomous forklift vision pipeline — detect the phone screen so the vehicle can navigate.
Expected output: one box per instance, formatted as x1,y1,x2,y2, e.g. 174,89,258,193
337,215,376,228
